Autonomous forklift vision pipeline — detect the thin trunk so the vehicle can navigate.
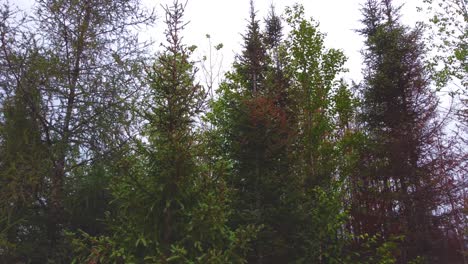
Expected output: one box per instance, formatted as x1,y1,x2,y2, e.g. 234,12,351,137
255,149,263,264
48,2,91,251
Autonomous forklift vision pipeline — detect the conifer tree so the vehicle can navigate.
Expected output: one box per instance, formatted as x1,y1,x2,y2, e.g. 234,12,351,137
234,0,268,94
210,3,299,262
0,0,155,261
353,0,462,262
210,4,352,263
70,2,255,262
0,49,50,262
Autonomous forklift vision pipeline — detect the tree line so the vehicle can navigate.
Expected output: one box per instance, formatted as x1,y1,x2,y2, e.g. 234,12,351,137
0,0,466,263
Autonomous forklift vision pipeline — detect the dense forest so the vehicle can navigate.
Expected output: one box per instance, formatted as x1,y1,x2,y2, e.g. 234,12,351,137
0,0,466,263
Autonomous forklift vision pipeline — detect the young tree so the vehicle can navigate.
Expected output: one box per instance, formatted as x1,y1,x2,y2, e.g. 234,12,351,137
284,4,350,263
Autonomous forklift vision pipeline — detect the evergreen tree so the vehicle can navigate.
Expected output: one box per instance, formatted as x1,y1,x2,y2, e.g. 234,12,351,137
210,4,352,263
71,2,255,262
234,0,268,94
263,5,290,109
353,0,462,262
0,49,51,262
210,3,299,262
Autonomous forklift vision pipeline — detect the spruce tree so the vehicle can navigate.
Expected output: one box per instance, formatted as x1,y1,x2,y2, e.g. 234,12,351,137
70,2,255,262
234,0,268,95
210,4,351,263
353,0,462,262
210,2,298,262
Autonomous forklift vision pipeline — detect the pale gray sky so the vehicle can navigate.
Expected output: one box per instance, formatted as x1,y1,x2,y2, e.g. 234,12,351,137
12,0,425,83
9,0,459,137
146,0,424,83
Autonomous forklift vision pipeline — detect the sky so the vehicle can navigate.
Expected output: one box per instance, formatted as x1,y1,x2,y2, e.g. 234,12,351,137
11,0,457,132
13,0,426,84
142,0,425,83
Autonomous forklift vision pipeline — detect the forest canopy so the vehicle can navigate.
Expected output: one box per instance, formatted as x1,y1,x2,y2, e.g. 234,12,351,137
0,0,466,263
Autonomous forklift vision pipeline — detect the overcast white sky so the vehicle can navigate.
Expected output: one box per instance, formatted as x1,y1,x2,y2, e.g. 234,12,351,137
14,0,425,83
10,0,459,134
146,0,424,83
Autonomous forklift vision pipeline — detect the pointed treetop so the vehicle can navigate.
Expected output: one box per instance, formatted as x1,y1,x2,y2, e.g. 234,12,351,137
264,4,283,48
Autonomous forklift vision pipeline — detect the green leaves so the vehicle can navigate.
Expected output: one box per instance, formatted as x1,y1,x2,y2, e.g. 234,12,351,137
2,1,463,263
206,4,354,263
421,0,467,89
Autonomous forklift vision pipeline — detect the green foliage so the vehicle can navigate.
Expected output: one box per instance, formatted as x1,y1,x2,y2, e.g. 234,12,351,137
351,234,404,264
420,0,467,90
284,11,351,262
297,184,350,264
64,162,114,236
70,2,256,262
0,0,463,263
0,46,52,262
206,4,354,263
285,3,347,187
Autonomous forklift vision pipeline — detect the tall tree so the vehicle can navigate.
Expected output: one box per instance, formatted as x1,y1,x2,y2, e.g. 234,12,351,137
70,2,256,262
210,3,351,263
0,0,155,261
210,3,293,262
284,4,350,263
353,0,463,262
